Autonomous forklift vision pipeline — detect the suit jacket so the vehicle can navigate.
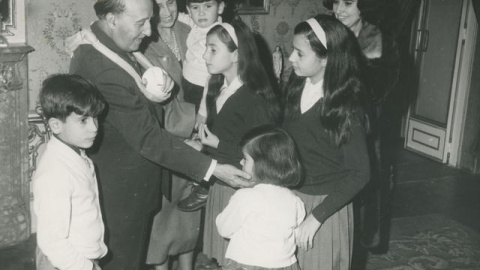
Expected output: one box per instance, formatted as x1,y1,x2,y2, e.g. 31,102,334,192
69,21,212,219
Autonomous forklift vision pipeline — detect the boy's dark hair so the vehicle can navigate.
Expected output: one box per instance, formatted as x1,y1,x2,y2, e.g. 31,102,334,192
39,74,105,122
241,125,302,187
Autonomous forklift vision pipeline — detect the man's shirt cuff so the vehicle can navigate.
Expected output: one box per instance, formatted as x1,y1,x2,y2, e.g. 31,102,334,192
203,159,217,181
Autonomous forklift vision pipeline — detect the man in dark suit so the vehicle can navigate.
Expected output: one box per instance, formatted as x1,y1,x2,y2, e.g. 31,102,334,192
69,0,251,269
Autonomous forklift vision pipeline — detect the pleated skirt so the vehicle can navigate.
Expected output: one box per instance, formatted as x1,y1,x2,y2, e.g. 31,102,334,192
294,192,354,270
146,174,201,265
203,183,237,267
223,258,301,270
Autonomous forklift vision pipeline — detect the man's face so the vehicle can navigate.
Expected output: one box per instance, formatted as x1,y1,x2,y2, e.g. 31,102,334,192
187,1,224,28
110,0,153,52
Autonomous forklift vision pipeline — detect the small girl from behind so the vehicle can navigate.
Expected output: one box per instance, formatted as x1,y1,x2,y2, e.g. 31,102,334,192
216,126,305,270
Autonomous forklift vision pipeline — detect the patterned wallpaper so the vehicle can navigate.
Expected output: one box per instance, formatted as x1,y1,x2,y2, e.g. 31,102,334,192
26,0,97,112
25,0,328,112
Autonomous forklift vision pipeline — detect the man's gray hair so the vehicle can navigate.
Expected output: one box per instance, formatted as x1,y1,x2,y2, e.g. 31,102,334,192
94,0,127,19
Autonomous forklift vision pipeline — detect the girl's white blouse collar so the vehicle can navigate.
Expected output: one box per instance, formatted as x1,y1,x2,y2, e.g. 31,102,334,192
216,76,244,113
300,77,324,113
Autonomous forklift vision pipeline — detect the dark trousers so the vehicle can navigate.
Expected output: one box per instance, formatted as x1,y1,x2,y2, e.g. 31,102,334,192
101,214,152,270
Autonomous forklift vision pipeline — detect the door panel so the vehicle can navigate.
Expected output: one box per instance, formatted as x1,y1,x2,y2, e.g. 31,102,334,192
405,0,465,161
412,0,463,126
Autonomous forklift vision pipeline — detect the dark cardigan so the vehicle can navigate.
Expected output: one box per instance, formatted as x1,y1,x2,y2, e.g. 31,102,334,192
204,84,275,168
283,102,370,223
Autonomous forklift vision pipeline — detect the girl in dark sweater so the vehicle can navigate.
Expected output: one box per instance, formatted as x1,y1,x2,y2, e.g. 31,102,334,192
283,14,370,270
192,20,280,267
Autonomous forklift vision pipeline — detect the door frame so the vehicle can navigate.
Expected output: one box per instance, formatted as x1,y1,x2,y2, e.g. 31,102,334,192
404,0,477,166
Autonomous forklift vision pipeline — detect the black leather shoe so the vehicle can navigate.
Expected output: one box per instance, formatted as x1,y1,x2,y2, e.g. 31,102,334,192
177,186,208,212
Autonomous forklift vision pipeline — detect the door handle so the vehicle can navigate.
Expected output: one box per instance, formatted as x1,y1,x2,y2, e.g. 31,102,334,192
415,29,423,51
421,29,430,52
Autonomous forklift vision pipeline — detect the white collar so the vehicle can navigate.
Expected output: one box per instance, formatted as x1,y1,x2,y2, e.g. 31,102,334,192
300,78,324,113
216,76,244,113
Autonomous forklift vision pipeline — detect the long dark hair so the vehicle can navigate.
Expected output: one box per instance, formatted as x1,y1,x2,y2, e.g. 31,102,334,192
284,14,368,146
205,21,280,126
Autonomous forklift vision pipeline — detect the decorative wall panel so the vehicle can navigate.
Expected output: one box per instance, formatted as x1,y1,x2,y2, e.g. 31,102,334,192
26,0,97,112
0,44,34,247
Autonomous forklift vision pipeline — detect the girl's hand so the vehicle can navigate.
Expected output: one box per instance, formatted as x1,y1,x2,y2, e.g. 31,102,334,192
199,123,219,148
295,214,322,251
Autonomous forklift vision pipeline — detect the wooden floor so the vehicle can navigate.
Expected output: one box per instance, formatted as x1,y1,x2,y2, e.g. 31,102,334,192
1,143,479,270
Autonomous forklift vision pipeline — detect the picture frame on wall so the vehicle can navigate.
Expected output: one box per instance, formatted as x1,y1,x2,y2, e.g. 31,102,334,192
0,0,26,44
236,0,270,15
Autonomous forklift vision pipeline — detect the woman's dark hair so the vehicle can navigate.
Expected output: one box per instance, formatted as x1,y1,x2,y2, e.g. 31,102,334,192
323,0,386,26
205,20,280,126
94,0,126,19
40,74,106,122
241,125,302,187
284,14,368,147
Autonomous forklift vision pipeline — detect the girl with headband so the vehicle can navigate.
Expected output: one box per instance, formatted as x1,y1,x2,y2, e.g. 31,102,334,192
283,14,370,270
193,20,280,268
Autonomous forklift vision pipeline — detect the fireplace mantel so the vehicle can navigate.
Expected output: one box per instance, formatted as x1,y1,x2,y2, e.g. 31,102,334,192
0,44,34,248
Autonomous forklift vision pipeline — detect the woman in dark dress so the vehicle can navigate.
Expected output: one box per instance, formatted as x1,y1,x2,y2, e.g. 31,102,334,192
324,0,400,250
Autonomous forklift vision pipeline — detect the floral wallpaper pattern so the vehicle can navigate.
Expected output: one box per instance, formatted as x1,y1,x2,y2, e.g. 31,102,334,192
26,0,97,111
26,0,328,112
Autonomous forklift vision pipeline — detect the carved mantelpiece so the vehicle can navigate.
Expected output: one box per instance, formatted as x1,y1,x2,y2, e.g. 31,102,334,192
0,44,34,247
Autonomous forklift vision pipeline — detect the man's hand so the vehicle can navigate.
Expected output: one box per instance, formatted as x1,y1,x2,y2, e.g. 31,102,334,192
213,164,253,188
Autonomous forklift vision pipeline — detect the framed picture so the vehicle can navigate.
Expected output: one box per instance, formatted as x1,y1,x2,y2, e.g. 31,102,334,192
0,0,26,44
236,0,270,15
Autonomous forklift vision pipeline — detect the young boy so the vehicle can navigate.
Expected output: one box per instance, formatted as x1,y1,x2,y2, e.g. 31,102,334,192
176,0,225,211
33,74,107,270
178,0,225,108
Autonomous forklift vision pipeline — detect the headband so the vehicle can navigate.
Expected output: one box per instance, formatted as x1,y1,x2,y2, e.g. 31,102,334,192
306,18,327,49
219,23,238,46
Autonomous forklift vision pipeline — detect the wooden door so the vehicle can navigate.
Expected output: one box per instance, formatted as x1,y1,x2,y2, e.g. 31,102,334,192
404,0,474,163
